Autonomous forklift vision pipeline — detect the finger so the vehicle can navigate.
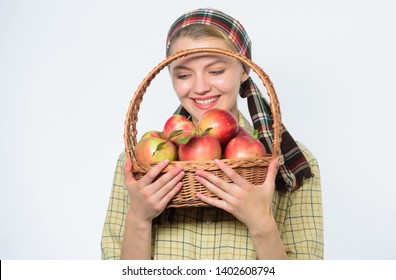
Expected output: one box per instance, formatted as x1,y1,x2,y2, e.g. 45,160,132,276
195,172,233,202
158,182,183,208
139,160,170,185
195,169,231,193
153,168,185,200
154,165,183,185
124,157,136,184
214,159,249,188
264,157,279,185
196,193,229,211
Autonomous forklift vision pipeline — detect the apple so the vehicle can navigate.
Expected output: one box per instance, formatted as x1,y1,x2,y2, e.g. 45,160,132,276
224,135,268,159
135,137,177,163
140,130,164,140
163,114,196,144
197,108,239,145
237,126,253,137
178,135,222,161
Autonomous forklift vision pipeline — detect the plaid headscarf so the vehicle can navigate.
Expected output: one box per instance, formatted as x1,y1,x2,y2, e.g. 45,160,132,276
166,8,312,191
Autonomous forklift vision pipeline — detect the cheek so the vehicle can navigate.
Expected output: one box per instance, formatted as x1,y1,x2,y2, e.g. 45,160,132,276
212,74,240,94
172,79,189,99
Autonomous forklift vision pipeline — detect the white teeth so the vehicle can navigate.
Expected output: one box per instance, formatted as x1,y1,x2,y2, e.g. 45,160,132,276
194,96,219,105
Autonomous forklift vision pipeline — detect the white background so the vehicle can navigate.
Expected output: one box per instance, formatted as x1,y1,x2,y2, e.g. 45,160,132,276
1,0,395,260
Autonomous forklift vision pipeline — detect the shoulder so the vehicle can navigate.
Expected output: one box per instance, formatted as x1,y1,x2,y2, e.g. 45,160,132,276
113,151,128,178
296,141,320,176
117,151,127,164
292,142,321,195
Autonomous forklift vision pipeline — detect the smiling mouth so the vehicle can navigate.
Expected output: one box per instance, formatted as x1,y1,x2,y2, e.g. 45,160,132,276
193,96,220,105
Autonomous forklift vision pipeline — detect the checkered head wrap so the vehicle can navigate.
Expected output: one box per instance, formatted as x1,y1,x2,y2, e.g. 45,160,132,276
166,8,251,59
166,8,312,191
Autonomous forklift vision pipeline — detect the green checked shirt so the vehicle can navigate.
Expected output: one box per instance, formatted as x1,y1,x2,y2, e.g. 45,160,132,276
101,114,324,260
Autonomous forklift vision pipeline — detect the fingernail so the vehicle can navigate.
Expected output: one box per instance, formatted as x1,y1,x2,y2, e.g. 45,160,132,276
274,158,280,169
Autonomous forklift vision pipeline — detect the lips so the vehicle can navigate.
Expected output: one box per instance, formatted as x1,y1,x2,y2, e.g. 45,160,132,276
193,96,220,109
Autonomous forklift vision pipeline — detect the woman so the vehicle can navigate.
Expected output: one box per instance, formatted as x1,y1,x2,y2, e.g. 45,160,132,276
101,8,323,260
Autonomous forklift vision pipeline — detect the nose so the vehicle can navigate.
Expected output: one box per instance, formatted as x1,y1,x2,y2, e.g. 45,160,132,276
192,74,211,95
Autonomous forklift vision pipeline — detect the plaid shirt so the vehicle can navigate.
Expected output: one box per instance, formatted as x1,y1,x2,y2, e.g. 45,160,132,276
101,114,323,259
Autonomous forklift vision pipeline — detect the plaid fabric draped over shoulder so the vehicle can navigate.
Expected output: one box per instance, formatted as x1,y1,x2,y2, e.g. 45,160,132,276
167,8,312,191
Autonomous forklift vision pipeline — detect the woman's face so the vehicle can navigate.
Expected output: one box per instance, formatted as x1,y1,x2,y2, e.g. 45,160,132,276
168,37,248,124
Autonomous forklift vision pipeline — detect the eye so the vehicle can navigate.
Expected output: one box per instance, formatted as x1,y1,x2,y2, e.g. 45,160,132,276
209,69,225,75
175,73,191,80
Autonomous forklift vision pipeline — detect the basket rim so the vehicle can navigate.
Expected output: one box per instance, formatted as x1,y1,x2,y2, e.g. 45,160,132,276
124,47,282,163
131,155,283,174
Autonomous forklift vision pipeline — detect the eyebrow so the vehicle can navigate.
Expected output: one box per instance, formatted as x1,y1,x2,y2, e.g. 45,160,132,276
171,56,229,71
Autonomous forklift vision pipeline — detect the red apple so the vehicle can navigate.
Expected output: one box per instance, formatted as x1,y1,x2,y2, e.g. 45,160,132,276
237,126,253,137
178,135,222,161
140,130,164,140
163,114,196,144
135,137,177,163
224,135,268,159
197,108,239,145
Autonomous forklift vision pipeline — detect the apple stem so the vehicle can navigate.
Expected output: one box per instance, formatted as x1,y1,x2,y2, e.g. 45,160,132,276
201,127,213,136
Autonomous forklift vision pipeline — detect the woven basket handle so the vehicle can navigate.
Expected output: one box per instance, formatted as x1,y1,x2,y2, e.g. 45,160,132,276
124,48,282,160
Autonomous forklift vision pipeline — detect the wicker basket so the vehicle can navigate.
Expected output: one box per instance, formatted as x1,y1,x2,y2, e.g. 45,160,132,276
124,48,282,208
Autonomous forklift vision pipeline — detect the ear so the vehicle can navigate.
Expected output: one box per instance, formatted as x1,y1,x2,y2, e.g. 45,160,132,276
240,69,249,83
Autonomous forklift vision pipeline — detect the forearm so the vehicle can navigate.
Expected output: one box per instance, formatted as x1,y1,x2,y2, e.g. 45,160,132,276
121,210,152,260
249,218,288,260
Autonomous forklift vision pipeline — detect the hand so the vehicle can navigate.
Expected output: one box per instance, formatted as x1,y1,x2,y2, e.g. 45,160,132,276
124,158,184,223
195,158,279,233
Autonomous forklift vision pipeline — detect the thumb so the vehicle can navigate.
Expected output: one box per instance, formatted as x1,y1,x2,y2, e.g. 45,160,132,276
124,156,137,184
264,157,279,185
